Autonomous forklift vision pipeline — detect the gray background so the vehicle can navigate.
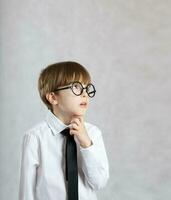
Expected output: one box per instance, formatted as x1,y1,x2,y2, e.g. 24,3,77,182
0,0,171,200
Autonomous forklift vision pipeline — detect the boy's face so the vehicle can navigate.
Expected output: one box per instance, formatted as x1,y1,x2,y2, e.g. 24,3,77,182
52,82,91,122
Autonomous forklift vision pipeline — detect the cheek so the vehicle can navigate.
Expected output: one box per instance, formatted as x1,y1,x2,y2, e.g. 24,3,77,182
58,92,82,108
61,97,79,108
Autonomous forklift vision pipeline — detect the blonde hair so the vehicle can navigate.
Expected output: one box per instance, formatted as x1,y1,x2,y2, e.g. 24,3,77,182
38,61,91,110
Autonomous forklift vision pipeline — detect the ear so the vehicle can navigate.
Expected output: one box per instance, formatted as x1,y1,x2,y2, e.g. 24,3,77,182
46,92,58,106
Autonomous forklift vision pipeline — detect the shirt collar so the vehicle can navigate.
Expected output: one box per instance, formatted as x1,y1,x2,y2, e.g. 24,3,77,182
45,110,68,135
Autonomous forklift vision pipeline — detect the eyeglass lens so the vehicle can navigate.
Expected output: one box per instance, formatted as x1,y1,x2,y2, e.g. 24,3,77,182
72,82,96,97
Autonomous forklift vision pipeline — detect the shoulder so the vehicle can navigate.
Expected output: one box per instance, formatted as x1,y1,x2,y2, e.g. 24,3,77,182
23,121,49,140
22,121,50,148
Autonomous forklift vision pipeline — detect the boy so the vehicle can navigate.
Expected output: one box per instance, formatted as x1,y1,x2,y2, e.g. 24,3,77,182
19,61,109,200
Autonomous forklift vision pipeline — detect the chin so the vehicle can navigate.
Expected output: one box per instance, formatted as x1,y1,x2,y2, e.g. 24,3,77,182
71,107,87,116
73,111,86,116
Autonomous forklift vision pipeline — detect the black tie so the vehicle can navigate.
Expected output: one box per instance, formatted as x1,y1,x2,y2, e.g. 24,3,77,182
60,128,78,200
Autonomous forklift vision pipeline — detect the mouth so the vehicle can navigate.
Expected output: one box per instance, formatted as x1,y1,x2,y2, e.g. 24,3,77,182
80,102,87,107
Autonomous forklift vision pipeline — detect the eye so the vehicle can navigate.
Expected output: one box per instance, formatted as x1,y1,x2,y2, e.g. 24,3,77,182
72,82,83,93
73,83,81,89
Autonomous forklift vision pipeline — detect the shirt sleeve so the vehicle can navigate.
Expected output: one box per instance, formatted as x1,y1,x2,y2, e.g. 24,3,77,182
19,132,40,200
79,125,109,190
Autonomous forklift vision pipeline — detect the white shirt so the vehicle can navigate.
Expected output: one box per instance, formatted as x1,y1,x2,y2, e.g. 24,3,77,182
19,110,109,200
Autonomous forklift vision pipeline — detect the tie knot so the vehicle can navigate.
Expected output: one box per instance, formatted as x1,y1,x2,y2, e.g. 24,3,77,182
60,127,70,137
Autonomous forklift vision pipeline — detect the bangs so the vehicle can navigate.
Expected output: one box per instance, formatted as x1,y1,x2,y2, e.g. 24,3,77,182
60,72,91,86
57,63,91,86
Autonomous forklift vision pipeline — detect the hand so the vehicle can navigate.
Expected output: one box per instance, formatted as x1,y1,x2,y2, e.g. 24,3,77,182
69,116,92,148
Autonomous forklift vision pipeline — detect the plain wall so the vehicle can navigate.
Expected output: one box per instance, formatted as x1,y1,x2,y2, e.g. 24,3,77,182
0,0,171,199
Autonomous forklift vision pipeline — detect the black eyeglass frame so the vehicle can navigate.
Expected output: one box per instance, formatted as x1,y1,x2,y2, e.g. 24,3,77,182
53,81,96,98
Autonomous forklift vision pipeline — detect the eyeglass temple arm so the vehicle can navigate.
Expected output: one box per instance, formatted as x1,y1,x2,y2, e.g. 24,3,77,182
54,86,71,92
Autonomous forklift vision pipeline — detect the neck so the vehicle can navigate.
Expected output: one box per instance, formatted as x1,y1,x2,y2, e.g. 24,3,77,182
52,110,71,125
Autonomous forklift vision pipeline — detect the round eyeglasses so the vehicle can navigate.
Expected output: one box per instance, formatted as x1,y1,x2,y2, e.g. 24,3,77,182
53,81,96,98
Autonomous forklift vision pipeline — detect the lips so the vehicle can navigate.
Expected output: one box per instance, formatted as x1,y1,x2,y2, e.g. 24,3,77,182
80,102,87,106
